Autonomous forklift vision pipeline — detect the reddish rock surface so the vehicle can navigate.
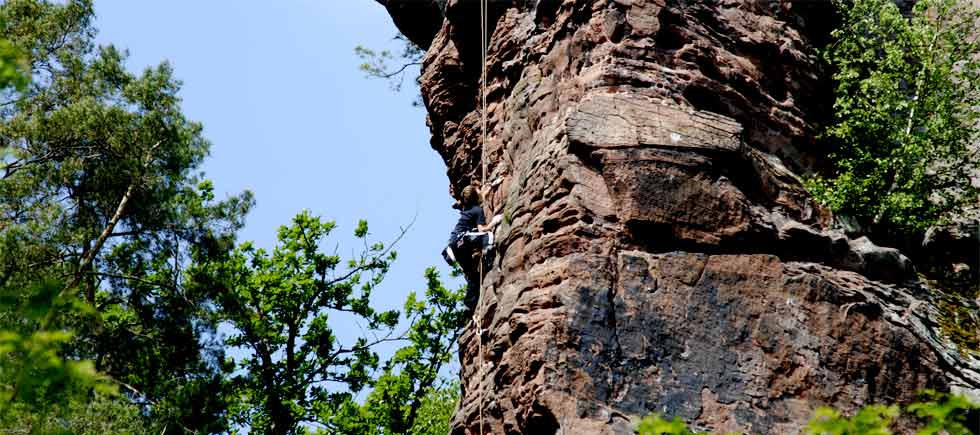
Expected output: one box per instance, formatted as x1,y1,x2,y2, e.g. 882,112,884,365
380,1,980,433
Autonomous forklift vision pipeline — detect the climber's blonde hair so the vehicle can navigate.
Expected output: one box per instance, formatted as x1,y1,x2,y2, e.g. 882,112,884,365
460,184,480,207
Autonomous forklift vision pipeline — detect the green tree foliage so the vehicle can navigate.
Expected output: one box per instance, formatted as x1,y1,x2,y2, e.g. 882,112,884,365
806,405,900,435
0,2,465,433
404,382,459,435
328,267,465,434
2,394,159,435
192,211,398,433
807,0,980,233
0,27,28,91
355,36,424,106
0,0,252,431
636,414,709,435
634,391,978,435
0,280,111,412
354,37,423,93
906,391,979,435
806,391,980,435
195,212,465,434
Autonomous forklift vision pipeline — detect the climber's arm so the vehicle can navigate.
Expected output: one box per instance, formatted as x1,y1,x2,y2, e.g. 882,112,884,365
476,214,503,232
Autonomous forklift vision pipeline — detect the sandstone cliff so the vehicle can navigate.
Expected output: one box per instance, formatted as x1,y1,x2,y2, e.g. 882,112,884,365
378,1,980,433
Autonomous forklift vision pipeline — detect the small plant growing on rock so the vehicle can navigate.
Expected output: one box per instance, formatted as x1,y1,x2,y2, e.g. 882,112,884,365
936,294,980,357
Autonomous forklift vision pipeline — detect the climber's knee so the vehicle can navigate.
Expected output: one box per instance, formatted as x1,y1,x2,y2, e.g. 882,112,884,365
442,245,457,267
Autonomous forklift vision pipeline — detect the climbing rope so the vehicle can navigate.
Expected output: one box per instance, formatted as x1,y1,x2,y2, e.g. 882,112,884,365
476,0,489,434
476,259,485,435
479,2,488,211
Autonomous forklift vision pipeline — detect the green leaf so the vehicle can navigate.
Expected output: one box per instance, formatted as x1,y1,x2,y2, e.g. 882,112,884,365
355,219,370,238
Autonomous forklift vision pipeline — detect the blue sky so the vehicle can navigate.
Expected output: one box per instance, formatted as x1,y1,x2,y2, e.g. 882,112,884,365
94,0,458,304
93,1,460,369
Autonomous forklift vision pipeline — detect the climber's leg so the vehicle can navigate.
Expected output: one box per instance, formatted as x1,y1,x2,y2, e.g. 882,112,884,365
461,232,497,319
463,272,479,315
441,245,457,267
449,232,495,319
447,237,478,316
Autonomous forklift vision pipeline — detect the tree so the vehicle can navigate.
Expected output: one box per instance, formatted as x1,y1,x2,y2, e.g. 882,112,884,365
355,36,423,94
195,212,465,434
0,3,466,433
404,382,459,435
806,405,900,435
635,415,709,435
807,0,980,234
328,267,465,435
1,394,159,435
0,0,252,431
190,212,399,434
355,35,425,106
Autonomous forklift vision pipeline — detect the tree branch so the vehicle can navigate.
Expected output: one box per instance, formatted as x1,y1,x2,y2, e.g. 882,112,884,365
307,215,415,313
377,61,421,79
84,271,177,292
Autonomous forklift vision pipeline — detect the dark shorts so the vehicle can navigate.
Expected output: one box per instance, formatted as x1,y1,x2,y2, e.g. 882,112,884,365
442,232,490,267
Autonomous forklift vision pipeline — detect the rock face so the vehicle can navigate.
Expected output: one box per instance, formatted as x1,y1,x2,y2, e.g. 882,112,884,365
380,1,980,433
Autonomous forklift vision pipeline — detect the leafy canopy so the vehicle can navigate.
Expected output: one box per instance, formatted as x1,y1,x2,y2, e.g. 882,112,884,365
195,211,465,434
1,0,251,432
807,0,980,233
0,25,28,91
0,2,467,434
326,267,466,435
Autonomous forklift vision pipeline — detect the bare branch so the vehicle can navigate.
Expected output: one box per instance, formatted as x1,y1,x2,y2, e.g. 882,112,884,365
84,271,177,292
378,61,421,79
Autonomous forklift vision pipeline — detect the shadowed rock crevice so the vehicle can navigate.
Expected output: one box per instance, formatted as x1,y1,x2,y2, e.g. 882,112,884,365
522,402,560,434
374,0,445,49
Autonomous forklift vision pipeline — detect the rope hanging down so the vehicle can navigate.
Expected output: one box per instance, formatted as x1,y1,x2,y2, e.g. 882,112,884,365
479,5,487,167
476,0,489,434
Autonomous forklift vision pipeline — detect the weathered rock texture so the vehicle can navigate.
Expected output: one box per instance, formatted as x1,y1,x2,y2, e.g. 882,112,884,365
380,1,980,433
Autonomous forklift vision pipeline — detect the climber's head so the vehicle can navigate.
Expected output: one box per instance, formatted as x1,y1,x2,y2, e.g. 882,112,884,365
460,184,480,207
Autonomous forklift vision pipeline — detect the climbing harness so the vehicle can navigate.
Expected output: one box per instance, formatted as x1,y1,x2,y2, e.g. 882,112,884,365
442,231,494,267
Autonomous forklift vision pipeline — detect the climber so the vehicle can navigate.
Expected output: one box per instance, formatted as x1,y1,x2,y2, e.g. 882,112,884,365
442,183,502,313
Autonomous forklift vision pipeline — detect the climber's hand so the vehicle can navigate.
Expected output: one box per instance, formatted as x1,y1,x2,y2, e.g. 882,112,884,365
476,215,503,233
